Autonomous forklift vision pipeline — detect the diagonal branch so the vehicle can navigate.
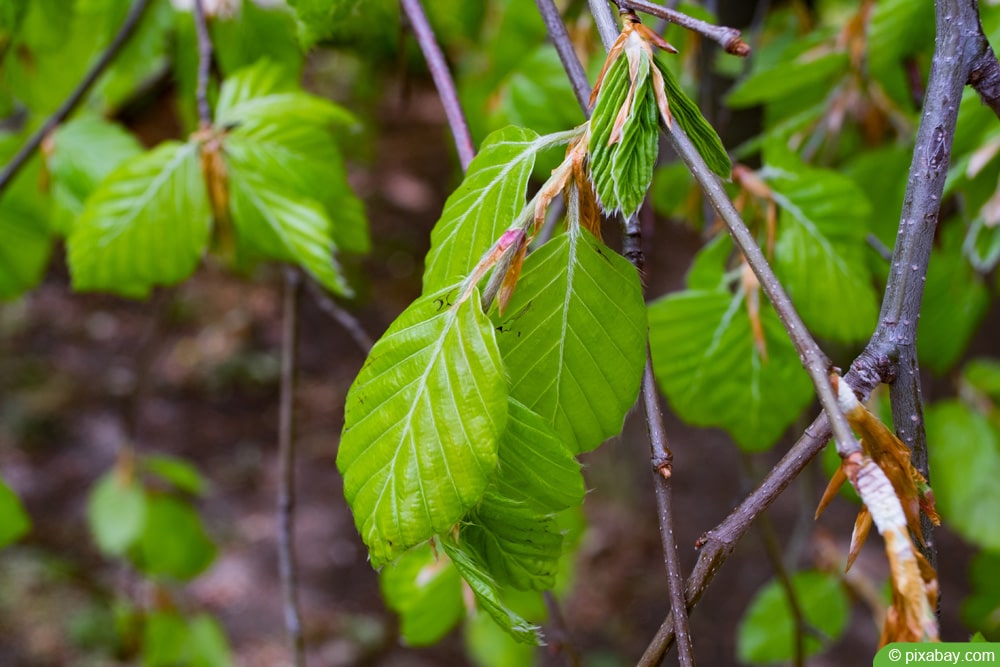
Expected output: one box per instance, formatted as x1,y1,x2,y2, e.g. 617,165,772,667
0,0,151,197
400,0,475,171
611,0,750,56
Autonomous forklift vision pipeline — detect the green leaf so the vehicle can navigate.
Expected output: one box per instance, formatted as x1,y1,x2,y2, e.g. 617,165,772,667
379,542,464,645
440,537,542,645
737,570,849,664
285,0,398,47
494,47,585,138
227,149,351,295
918,224,989,374
68,141,211,298
494,228,647,454
47,114,144,233
224,117,368,255
925,401,1000,550
131,495,215,580
463,489,563,591
589,54,659,218
215,60,354,130
492,399,585,513
962,551,1000,640
648,289,813,451
142,611,231,667
0,175,51,301
656,57,731,178
963,358,1000,402
87,472,147,557
766,160,879,342
464,602,540,667
141,454,208,496
338,288,508,566
422,126,543,293
0,477,30,548
727,52,848,109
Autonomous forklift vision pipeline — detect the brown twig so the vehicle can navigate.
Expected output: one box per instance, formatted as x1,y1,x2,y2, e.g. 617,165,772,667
278,268,306,667
304,278,374,352
191,0,213,128
535,0,592,112
543,591,580,667
612,0,750,56
400,0,475,171
0,0,151,196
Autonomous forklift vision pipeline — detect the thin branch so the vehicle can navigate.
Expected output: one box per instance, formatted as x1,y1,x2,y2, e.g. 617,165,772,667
612,0,750,56
536,0,592,111
967,8,1000,120
191,0,213,127
304,278,374,352
278,268,306,667
640,357,696,666
400,0,475,171
0,0,151,196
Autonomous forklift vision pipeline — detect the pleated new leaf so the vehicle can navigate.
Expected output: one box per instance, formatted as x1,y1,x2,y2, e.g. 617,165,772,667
461,400,584,591
338,288,508,567
648,289,813,451
423,126,543,293
589,55,659,218
227,141,351,296
440,537,542,645
655,58,731,178
379,543,464,646
494,228,646,454
68,141,211,298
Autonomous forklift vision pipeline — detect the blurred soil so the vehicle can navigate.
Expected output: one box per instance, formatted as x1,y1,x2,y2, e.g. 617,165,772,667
0,82,981,667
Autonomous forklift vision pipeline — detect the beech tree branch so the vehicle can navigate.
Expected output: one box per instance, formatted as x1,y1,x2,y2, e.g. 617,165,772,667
611,0,750,56
278,269,306,667
0,0,151,196
191,0,213,127
400,0,475,171
535,0,592,112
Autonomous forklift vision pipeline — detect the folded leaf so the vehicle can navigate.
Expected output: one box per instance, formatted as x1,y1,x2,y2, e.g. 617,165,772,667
656,57,731,178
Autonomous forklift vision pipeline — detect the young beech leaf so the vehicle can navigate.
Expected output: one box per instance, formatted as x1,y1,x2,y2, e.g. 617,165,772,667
589,54,659,218
227,149,351,296
766,161,878,343
68,141,211,298
0,477,30,548
422,126,543,293
737,570,849,664
46,114,143,233
648,289,813,451
440,537,542,645
338,288,508,567
0,138,51,301
87,471,147,557
458,400,583,591
493,228,646,454
655,57,731,179
379,543,464,646
131,495,216,581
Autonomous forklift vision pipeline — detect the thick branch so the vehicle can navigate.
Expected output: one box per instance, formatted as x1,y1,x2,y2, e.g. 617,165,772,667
278,269,306,667
191,0,213,127
0,0,151,196
400,0,475,171
612,0,750,56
